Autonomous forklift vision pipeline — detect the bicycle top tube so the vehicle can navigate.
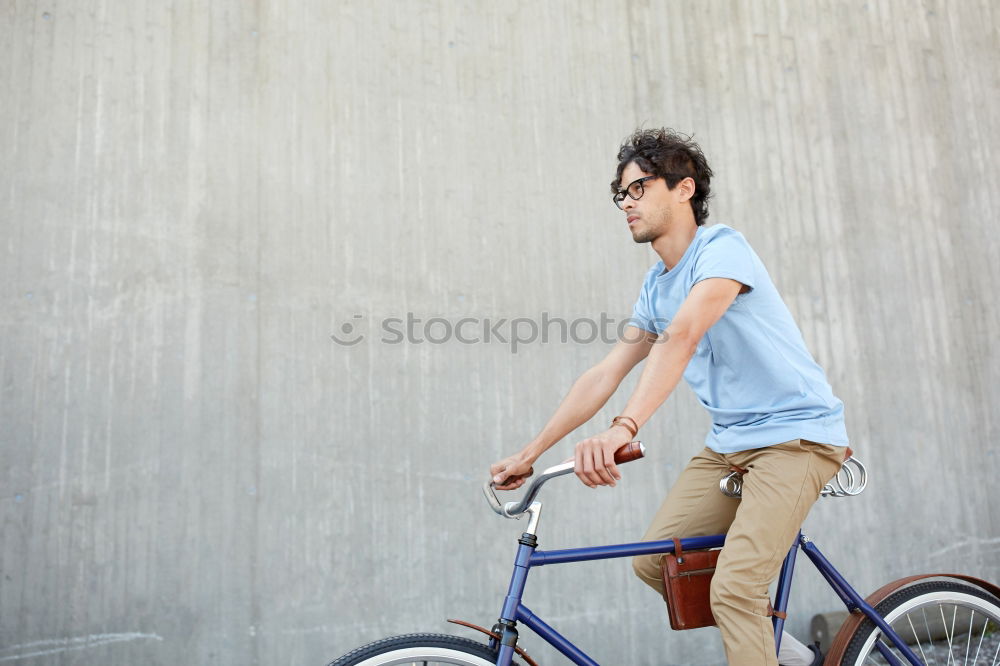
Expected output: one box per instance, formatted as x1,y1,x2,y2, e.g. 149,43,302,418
483,441,646,519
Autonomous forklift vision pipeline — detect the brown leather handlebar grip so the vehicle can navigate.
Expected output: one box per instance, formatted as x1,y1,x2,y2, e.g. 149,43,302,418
613,441,644,464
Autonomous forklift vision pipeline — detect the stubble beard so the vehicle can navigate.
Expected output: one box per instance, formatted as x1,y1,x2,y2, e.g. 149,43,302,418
631,227,655,244
630,210,668,244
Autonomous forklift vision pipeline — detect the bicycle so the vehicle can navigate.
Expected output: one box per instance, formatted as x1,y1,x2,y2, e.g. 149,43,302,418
328,443,1000,665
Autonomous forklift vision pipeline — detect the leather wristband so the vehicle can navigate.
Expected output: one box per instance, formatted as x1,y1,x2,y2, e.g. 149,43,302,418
611,415,639,438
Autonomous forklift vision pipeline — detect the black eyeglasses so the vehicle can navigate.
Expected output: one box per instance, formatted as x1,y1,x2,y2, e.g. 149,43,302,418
612,176,658,209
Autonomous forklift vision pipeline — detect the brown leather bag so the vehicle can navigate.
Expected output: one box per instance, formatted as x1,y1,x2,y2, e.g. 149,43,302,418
660,538,720,630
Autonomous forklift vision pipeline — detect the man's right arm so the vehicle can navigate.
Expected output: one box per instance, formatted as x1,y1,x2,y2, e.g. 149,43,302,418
490,325,656,489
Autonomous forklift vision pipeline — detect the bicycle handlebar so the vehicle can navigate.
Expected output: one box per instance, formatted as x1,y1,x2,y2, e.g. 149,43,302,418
483,441,646,518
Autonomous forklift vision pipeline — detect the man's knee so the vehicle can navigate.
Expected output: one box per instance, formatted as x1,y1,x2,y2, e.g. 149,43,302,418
709,568,769,618
709,569,734,612
632,553,664,594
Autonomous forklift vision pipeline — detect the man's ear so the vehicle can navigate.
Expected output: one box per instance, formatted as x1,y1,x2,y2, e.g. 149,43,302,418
676,176,696,203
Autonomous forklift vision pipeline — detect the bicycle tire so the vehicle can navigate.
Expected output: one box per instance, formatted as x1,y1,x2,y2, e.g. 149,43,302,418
839,580,1000,665
327,632,522,666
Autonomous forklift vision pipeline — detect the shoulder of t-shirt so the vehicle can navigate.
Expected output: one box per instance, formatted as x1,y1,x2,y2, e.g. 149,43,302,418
640,260,664,285
700,223,746,244
689,224,758,292
697,224,755,254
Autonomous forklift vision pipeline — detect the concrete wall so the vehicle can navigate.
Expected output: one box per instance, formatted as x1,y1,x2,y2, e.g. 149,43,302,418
2,1,998,664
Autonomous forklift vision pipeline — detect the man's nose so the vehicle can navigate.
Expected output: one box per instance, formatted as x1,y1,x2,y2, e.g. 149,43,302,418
622,197,636,212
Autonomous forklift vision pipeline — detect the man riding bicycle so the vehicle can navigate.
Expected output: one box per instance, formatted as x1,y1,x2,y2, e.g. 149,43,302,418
490,128,848,666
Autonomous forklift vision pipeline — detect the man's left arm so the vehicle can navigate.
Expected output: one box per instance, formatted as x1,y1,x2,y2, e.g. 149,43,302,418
574,277,746,487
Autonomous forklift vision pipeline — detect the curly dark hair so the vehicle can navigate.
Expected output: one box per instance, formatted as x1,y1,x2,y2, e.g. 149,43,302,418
611,128,714,226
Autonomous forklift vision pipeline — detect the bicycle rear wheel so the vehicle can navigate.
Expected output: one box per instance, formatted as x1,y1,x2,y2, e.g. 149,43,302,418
840,580,1000,665
327,632,520,666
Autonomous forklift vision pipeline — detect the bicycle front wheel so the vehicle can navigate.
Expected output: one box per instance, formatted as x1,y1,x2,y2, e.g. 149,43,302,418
841,580,1000,665
327,632,520,666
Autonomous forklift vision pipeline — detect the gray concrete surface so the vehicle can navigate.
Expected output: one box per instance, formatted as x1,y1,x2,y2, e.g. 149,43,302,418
2,1,999,664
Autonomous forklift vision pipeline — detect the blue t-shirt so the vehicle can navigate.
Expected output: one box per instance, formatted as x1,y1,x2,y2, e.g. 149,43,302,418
630,223,849,454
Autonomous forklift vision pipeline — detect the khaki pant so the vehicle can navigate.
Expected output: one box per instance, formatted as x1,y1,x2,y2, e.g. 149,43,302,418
632,439,845,666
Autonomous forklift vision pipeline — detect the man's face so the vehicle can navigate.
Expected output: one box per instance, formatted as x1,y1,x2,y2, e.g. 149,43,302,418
616,162,690,244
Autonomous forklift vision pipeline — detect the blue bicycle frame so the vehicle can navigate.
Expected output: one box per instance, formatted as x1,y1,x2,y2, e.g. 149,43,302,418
488,531,924,666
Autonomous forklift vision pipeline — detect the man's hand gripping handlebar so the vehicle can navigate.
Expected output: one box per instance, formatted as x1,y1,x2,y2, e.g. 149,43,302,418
483,442,646,518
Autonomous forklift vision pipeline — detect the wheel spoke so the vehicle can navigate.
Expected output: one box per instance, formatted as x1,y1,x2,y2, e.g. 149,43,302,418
948,604,957,666
938,604,951,666
938,604,952,666
963,609,973,665
906,612,930,666
972,611,987,665
922,607,938,665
